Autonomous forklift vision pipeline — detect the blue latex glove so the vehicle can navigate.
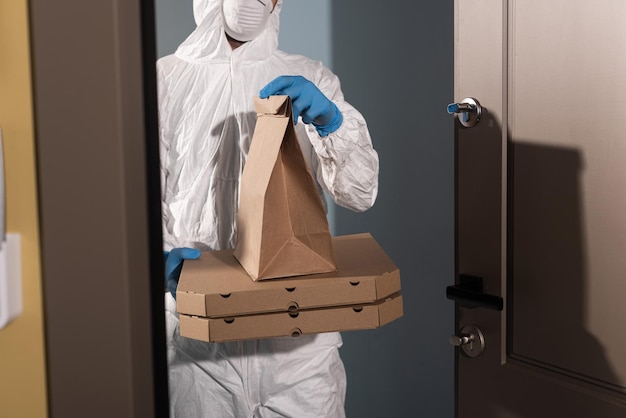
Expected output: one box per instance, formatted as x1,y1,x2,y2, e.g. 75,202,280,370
259,75,343,137
164,247,201,299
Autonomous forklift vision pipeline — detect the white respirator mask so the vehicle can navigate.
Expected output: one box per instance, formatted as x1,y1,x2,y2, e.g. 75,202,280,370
222,0,273,42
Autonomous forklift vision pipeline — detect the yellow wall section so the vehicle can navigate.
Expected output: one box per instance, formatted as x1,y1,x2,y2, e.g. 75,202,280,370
0,1,48,417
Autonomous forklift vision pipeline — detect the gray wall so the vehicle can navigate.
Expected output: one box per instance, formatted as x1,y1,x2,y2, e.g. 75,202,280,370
154,1,454,416
155,0,194,58
330,2,454,417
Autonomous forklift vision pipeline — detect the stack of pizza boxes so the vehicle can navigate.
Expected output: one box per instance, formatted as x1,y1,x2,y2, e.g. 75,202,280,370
176,96,402,343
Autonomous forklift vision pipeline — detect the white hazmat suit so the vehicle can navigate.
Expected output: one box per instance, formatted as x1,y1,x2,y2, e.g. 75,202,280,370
159,0,379,416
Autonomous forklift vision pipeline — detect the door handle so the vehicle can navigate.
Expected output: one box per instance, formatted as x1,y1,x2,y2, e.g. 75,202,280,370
447,97,482,128
446,274,503,311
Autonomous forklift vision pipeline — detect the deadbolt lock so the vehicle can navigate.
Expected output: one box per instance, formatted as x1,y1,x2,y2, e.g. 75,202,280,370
449,324,485,358
447,97,482,128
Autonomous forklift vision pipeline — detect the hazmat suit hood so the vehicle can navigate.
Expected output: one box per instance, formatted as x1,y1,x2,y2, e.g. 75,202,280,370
176,0,282,62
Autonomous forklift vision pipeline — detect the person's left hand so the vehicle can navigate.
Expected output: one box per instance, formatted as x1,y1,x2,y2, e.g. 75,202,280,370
164,247,201,298
259,75,343,136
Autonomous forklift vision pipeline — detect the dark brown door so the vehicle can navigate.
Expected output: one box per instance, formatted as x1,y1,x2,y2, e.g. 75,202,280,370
452,1,626,416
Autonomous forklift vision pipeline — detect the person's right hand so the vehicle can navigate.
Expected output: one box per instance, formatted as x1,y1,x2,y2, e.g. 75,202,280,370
259,75,343,137
164,247,201,298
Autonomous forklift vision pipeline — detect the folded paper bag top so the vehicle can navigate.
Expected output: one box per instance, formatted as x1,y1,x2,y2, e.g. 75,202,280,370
234,95,338,281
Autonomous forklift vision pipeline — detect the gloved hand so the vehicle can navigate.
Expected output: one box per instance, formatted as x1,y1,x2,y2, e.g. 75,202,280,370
259,75,343,137
164,247,201,299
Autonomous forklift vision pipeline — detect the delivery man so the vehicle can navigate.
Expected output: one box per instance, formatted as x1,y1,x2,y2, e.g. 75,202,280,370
160,0,379,416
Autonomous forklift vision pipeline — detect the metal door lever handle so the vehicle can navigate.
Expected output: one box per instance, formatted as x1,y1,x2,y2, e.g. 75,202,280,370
446,274,503,311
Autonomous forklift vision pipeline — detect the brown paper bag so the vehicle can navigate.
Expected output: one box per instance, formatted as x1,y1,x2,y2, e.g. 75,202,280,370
234,95,338,280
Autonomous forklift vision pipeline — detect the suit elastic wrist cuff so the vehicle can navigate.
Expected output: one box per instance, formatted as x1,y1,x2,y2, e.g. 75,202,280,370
315,105,343,137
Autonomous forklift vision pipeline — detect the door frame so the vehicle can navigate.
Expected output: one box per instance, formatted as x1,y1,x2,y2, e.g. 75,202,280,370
29,0,168,416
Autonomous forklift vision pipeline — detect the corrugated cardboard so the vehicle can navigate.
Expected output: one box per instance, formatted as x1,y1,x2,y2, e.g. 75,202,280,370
234,95,337,280
177,233,400,318
179,293,403,343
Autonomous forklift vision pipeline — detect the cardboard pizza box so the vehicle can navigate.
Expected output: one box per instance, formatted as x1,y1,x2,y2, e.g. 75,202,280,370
179,293,403,343
177,233,400,318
